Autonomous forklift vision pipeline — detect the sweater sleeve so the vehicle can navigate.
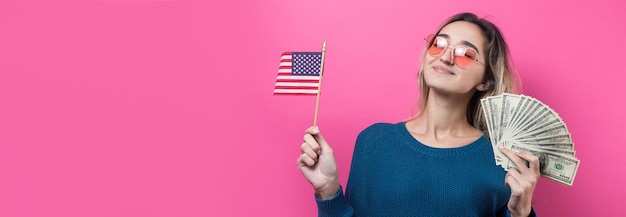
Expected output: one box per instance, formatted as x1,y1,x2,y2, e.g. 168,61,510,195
315,123,387,217
315,187,354,217
504,207,537,217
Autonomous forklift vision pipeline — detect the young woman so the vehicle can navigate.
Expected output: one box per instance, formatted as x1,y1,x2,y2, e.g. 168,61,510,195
297,13,539,217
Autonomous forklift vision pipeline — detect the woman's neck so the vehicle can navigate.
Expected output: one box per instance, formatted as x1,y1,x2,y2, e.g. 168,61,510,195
410,89,478,142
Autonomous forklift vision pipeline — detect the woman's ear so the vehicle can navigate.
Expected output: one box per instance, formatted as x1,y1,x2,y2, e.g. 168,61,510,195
476,82,490,91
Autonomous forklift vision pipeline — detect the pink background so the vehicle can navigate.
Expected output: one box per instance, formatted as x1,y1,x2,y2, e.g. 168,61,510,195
1,0,625,216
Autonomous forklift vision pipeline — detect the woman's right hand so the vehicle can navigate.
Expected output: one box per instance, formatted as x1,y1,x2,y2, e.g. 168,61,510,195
297,126,341,200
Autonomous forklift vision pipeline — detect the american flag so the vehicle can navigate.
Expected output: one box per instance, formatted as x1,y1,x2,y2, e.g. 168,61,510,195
274,52,322,95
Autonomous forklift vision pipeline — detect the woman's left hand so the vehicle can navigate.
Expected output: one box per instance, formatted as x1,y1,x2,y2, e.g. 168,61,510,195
498,145,540,217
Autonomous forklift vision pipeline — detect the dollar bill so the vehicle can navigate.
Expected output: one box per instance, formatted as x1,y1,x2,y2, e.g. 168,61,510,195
504,144,579,186
499,94,522,142
501,94,527,141
481,97,505,165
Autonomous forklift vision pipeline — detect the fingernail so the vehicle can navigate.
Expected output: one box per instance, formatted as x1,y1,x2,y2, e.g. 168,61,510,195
514,149,521,154
312,127,319,134
497,144,504,149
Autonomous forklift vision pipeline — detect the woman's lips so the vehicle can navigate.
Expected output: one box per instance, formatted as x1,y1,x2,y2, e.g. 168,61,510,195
433,66,455,75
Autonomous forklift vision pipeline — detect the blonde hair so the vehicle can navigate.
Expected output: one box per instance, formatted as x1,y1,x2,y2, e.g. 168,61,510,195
412,12,520,132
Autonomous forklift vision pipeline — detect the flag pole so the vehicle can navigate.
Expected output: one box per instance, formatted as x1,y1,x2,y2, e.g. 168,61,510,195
313,41,327,127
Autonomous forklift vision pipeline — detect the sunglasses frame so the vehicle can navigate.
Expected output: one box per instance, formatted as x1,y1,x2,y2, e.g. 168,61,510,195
424,34,484,68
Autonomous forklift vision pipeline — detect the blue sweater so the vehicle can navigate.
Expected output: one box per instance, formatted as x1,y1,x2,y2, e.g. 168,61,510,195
315,122,536,217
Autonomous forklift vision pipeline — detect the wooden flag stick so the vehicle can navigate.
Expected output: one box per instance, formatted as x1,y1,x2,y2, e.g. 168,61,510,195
313,41,327,127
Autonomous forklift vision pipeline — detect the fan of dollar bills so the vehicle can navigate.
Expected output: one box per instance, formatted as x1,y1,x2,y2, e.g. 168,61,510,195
481,93,580,186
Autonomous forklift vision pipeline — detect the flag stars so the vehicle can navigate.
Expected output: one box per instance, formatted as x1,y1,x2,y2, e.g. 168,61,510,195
293,52,321,76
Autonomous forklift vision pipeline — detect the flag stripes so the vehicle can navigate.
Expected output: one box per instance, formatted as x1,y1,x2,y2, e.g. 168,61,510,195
273,52,322,95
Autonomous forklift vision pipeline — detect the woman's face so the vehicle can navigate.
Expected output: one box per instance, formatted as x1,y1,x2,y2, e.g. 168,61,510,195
423,21,488,96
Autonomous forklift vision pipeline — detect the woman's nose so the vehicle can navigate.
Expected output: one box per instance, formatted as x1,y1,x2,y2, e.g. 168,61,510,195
439,47,454,65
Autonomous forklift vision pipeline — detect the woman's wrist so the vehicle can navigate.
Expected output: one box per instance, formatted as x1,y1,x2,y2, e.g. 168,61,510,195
509,207,531,217
315,180,341,200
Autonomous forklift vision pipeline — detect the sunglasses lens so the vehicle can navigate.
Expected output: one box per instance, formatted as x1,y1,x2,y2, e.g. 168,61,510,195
454,48,477,67
426,35,445,55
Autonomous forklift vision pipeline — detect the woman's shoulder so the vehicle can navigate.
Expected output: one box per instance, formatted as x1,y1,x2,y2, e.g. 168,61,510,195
356,122,404,142
362,122,400,132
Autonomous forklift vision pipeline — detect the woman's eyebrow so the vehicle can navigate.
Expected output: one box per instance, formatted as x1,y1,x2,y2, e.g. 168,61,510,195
437,33,481,54
461,41,481,54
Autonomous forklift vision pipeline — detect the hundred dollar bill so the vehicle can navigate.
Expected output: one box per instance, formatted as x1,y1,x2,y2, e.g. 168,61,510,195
522,142,574,150
505,144,579,186
482,97,504,165
482,103,505,164
486,96,503,144
541,148,576,157
502,95,529,141
481,98,497,144
516,132,572,144
515,122,569,140
499,94,522,142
